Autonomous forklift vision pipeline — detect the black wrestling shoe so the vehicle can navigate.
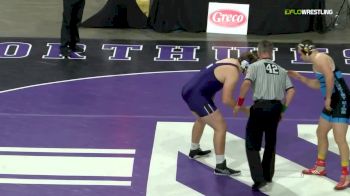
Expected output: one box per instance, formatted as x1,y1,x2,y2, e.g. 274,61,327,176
189,148,211,159
214,160,241,176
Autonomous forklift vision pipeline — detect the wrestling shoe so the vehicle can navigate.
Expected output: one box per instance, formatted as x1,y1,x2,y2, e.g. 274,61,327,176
334,175,350,190
302,159,326,176
188,148,211,159
214,160,241,176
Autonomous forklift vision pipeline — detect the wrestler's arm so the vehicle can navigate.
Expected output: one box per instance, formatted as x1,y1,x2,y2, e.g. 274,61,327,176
221,68,239,109
288,71,320,89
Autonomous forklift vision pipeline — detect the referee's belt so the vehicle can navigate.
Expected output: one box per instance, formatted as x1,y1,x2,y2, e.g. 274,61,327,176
254,99,281,104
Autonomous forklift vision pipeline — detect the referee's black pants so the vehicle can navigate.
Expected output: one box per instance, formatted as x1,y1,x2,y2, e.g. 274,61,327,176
60,0,85,48
245,100,282,184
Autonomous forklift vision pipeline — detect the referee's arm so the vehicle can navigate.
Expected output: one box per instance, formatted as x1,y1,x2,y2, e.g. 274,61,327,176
284,75,295,108
284,87,295,107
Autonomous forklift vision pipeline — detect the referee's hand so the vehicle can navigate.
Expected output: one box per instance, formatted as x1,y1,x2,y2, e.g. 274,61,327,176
279,113,284,121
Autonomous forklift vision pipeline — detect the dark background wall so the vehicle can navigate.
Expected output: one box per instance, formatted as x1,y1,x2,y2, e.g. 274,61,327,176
325,0,349,29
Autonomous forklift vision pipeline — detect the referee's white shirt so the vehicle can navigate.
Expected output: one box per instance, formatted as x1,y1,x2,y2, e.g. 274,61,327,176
245,59,294,101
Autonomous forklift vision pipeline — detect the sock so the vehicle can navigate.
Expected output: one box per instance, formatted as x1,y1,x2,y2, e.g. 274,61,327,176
216,155,225,164
191,143,200,150
317,153,326,161
341,160,349,167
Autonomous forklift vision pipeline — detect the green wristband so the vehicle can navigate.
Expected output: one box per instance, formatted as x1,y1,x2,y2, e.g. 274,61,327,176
282,104,288,113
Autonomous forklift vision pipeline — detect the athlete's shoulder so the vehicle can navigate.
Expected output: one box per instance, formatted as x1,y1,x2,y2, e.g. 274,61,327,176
315,52,332,62
215,58,239,65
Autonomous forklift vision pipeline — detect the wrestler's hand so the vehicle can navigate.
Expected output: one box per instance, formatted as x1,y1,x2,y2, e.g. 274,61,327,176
288,70,303,80
325,97,332,112
233,105,240,117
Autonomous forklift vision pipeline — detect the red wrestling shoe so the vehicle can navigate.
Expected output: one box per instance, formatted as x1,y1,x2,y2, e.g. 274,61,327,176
302,159,327,176
334,175,350,190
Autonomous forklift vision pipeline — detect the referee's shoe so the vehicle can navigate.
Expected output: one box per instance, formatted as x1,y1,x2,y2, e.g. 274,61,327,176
189,148,211,159
214,160,241,176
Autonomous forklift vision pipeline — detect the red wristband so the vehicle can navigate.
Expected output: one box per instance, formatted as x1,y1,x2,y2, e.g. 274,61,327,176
237,97,245,106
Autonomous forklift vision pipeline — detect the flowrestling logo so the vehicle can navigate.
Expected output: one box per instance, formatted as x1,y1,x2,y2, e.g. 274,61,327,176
284,9,333,16
209,9,247,27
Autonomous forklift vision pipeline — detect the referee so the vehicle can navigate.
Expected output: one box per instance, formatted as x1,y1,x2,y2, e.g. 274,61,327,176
60,0,85,57
234,40,295,191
